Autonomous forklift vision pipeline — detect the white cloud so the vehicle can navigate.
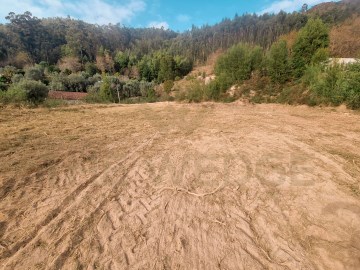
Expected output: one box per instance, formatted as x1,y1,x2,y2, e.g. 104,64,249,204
148,21,169,29
176,14,190,23
260,0,327,14
0,0,146,25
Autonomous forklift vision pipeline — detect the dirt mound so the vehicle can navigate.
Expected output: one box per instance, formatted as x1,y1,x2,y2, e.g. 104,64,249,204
0,103,359,269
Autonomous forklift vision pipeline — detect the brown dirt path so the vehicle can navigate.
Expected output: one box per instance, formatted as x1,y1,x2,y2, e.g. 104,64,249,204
0,103,359,269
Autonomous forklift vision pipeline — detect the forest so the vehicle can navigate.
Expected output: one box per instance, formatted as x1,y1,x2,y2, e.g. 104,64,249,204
0,0,359,107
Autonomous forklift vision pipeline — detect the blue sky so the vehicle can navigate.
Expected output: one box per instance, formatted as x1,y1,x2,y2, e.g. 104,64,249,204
0,0,332,31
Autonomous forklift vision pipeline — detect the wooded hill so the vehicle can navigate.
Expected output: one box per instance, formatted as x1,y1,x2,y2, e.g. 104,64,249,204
0,0,359,109
0,0,359,69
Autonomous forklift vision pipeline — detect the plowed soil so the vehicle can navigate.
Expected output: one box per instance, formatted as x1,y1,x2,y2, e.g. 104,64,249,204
0,102,359,269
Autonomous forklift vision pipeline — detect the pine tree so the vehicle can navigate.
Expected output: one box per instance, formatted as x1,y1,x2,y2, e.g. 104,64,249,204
268,40,290,84
292,18,329,78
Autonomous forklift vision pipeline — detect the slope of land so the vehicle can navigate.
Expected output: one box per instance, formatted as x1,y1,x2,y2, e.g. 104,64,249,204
0,103,359,269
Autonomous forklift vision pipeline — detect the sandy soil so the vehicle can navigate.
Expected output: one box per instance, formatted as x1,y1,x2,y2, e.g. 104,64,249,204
0,102,359,269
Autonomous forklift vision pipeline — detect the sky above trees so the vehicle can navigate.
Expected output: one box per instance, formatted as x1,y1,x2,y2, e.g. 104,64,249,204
0,0,334,31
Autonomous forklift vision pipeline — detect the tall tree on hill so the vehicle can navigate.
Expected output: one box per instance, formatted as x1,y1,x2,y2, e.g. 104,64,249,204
5,12,46,63
268,40,290,83
292,18,329,77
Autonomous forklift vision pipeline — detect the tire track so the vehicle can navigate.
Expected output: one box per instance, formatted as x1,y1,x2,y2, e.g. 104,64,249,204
1,133,159,269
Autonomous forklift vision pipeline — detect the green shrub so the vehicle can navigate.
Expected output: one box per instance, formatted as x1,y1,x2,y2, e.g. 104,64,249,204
8,80,49,104
292,18,329,78
0,82,7,91
84,62,98,76
163,80,174,94
215,43,263,83
123,80,141,98
139,81,155,97
0,66,17,84
268,40,290,84
187,80,205,103
49,73,66,91
204,80,221,100
88,76,123,103
24,66,44,81
344,63,360,109
311,48,329,65
11,73,24,84
0,85,26,103
65,73,88,92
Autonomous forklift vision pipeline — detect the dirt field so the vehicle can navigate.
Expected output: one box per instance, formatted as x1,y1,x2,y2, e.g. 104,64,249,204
0,102,360,269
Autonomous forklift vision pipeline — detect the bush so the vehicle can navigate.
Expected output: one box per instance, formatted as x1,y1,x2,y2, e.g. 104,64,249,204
24,66,44,81
267,40,290,84
86,76,124,103
0,86,27,103
123,80,141,98
302,62,360,109
311,65,347,106
84,62,98,76
49,73,66,91
0,66,18,84
187,80,205,103
11,73,24,84
205,80,221,100
163,80,174,94
65,73,88,92
344,63,360,109
9,80,49,104
215,43,264,83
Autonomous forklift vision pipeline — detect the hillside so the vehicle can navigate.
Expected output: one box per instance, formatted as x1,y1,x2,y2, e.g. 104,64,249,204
0,0,358,69
0,0,359,109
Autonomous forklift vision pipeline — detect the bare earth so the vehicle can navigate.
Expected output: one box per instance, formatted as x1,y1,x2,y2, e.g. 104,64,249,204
0,102,359,269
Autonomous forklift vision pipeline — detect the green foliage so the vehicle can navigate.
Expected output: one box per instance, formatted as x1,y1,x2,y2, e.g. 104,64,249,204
114,51,130,73
48,73,66,91
302,62,360,109
65,73,89,92
158,54,175,82
84,62,98,76
344,62,360,109
187,80,205,103
174,56,193,78
163,80,174,94
24,66,44,81
138,53,192,83
3,79,48,104
292,18,329,77
204,80,221,100
311,48,329,65
215,43,263,83
99,76,115,102
11,73,24,84
123,80,141,98
0,66,18,84
268,40,290,84
210,43,264,99
0,85,27,103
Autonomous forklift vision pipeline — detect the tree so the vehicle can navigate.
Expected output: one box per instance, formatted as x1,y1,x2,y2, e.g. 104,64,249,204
215,43,262,83
268,40,290,83
301,4,308,13
58,56,82,73
158,54,175,82
5,12,47,63
96,48,114,74
292,18,329,77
